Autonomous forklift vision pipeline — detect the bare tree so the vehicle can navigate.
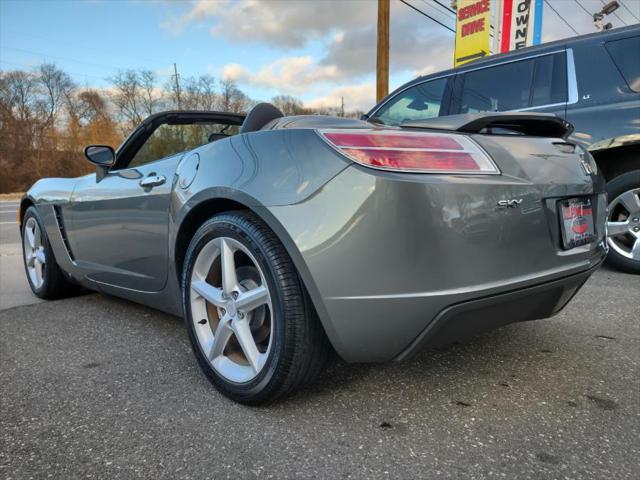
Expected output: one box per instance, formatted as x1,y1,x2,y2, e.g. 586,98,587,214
0,70,39,123
271,95,312,116
140,70,162,116
218,78,251,113
109,69,163,130
167,74,218,111
36,63,75,127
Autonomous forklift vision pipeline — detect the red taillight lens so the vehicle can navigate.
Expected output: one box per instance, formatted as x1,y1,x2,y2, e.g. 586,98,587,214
318,129,499,174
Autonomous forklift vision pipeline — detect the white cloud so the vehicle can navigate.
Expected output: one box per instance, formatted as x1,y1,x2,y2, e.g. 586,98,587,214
222,56,340,94
305,82,376,112
161,0,229,36
163,0,376,47
162,0,618,107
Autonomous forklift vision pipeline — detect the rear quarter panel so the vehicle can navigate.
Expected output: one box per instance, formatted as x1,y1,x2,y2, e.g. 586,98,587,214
267,134,607,361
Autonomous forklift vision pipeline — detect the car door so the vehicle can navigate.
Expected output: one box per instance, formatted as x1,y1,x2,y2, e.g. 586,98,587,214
66,113,239,292
68,135,180,291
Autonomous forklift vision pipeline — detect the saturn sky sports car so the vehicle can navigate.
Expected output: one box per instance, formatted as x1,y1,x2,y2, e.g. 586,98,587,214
20,103,607,403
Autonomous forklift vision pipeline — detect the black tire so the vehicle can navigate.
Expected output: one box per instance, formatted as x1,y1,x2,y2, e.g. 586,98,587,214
21,206,79,299
605,169,640,274
182,211,331,404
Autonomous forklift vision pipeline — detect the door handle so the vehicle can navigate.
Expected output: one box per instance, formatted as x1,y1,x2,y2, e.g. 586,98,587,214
139,175,166,188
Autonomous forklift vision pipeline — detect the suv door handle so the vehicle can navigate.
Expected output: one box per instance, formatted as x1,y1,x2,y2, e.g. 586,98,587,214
139,175,166,188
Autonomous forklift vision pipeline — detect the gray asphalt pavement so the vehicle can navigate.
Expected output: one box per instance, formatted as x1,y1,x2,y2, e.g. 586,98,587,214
1,199,638,479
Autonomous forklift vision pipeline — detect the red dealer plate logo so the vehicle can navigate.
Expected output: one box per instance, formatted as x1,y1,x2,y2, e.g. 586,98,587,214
559,198,597,249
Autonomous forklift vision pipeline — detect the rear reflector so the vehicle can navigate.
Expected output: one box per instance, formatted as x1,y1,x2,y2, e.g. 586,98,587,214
318,129,499,174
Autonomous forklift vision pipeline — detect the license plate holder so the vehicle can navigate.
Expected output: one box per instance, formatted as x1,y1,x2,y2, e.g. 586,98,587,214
558,197,596,249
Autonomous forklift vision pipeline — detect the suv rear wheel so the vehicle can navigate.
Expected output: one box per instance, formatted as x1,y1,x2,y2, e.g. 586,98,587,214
606,170,640,274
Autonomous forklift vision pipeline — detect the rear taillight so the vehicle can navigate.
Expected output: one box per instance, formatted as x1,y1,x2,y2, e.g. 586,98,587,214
318,129,499,174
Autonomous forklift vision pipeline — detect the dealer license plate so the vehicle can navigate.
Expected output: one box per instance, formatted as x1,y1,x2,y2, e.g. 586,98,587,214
558,198,597,249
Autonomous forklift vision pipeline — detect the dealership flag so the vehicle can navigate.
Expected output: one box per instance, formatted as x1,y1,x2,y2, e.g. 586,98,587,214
454,0,492,67
499,0,543,53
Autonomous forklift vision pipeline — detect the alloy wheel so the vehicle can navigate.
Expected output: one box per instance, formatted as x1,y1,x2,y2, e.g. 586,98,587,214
23,217,46,289
607,188,640,261
189,236,273,383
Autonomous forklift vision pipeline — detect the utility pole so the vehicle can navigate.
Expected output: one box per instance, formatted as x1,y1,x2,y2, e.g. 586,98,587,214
172,62,182,109
376,0,390,102
340,96,345,117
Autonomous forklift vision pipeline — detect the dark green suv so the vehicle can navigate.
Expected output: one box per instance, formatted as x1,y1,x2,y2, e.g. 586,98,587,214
366,25,640,273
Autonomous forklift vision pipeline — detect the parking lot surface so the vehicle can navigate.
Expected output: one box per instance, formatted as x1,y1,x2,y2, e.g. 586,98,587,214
1,201,639,479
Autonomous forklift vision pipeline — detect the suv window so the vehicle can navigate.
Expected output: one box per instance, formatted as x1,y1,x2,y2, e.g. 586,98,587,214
458,53,567,113
128,122,238,168
531,52,567,106
460,59,535,113
374,77,448,125
606,36,640,92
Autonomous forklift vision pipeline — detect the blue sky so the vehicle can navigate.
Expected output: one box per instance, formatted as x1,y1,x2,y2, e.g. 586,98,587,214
1,0,638,111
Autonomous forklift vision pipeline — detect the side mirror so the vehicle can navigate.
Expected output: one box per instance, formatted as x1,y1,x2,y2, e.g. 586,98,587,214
84,145,115,167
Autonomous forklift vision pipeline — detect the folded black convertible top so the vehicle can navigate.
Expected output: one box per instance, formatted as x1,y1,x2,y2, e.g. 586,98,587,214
401,112,574,139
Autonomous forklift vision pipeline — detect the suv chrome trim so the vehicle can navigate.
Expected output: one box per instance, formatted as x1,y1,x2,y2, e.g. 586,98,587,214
566,48,579,104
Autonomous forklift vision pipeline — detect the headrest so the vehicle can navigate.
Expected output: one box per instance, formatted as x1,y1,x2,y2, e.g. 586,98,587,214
239,103,284,134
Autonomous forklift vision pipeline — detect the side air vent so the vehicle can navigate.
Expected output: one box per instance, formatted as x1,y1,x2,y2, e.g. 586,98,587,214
53,205,75,261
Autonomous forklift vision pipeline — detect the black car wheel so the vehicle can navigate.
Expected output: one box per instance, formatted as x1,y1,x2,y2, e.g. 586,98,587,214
21,206,78,298
182,211,330,404
606,170,640,274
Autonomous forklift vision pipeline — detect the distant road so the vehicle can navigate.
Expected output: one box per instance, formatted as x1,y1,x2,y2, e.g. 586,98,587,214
0,200,43,310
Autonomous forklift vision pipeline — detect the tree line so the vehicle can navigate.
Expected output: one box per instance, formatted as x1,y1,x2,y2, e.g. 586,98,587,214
0,63,362,193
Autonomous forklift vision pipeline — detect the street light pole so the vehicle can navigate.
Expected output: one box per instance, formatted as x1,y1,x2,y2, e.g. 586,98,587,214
376,0,390,102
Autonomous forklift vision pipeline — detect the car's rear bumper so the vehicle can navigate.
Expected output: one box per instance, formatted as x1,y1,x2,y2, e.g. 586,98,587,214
394,261,601,361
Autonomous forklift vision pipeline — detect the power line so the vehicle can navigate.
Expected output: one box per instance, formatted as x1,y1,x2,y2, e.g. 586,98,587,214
0,59,107,81
418,0,456,29
2,29,170,65
618,0,640,22
0,46,132,72
431,0,455,14
574,0,595,20
543,0,580,35
422,0,495,32
399,0,456,33
0,45,174,79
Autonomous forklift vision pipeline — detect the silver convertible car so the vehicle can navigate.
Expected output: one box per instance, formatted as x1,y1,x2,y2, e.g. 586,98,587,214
20,103,607,403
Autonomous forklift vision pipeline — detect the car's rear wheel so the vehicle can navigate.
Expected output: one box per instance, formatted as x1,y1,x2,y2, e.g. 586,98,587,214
182,211,330,404
606,170,640,274
21,206,78,298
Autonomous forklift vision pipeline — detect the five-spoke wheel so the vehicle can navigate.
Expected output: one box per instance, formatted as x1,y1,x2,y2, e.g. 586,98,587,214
21,206,78,298
182,211,330,404
23,216,46,289
190,236,273,383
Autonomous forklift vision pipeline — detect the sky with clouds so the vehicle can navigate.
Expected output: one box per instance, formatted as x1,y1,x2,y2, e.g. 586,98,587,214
0,0,638,111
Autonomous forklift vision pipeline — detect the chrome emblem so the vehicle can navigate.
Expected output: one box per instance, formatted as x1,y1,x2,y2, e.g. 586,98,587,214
497,199,523,208
578,153,593,175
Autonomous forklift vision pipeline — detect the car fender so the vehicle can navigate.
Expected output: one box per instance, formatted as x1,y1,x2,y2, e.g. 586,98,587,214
170,185,340,352
588,133,640,153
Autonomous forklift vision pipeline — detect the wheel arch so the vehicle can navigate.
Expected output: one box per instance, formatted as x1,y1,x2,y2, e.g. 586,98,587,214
172,193,339,353
18,196,36,228
591,141,640,181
